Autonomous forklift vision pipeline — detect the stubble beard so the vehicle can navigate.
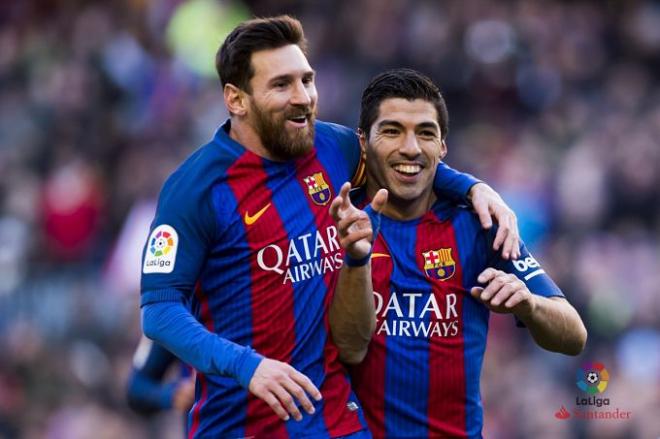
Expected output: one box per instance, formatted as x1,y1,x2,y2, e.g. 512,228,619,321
251,102,316,160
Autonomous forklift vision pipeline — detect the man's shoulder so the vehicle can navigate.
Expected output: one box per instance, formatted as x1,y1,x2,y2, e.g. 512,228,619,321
314,120,357,144
159,138,235,205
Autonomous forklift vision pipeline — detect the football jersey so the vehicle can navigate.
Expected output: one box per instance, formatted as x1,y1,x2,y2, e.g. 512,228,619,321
349,198,564,439
141,120,369,438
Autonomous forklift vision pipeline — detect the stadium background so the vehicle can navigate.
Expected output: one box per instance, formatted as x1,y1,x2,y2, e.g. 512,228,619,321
0,0,658,437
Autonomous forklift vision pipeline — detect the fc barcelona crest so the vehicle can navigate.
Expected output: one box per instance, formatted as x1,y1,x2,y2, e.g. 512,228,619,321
303,172,331,205
422,248,456,281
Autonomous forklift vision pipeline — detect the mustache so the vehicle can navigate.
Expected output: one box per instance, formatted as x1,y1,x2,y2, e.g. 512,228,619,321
284,106,314,119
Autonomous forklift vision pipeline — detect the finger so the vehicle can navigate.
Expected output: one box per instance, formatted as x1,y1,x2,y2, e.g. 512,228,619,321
262,391,290,421
492,216,509,253
337,212,369,237
329,196,343,221
501,233,517,261
479,274,507,301
282,378,315,416
474,198,493,230
340,229,373,250
489,282,517,307
470,286,484,298
337,211,368,230
504,290,524,309
371,188,388,213
339,182,351,210
271,384,302,421
498,212,517,260
289,369,322,401
477,268,499,284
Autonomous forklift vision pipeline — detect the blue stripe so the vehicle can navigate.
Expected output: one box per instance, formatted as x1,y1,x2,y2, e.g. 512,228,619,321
314,124,354,192
381,217,430,438
451,210,488,437
262,159,331,438
194,178,251,438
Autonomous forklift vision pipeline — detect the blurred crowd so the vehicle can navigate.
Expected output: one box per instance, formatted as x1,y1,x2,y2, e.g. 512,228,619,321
0,0,658,438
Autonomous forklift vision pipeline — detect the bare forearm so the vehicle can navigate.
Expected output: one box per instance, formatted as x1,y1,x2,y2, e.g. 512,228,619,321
329,264,376,364
517,296,587,355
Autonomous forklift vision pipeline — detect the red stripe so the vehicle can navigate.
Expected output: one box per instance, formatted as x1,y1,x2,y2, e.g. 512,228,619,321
227,154,293,438
349,235,392,439
416,215,467,438
188,373,208,439
294,155,363,437
189,283,213,438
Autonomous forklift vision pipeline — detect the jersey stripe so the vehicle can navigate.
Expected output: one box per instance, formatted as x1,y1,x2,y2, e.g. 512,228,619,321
451,211,490,437
227,153,293,438
385,219,429,437
420,213,467,438
293,153,364,437
189,283,214,438
352,234,392,438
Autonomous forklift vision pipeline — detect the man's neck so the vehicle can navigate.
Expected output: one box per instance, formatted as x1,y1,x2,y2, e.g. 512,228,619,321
366,184,436,221
228,117,279,161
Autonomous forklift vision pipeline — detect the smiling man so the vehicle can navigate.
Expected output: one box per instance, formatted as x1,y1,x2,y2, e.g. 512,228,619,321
140,16,523,438
329,69,587,438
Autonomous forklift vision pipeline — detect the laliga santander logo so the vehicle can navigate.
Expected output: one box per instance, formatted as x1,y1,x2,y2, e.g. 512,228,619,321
143,224,178,274
150,230,174,257
576,362,609,394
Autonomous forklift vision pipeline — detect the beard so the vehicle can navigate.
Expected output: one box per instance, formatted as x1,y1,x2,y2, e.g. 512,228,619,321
250,100,316,160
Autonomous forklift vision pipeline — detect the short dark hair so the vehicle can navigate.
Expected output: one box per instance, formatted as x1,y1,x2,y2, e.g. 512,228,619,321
359,68,449,139
216,15,307,93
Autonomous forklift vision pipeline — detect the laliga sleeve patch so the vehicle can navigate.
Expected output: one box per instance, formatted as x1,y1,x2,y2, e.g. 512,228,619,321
143,224,179,274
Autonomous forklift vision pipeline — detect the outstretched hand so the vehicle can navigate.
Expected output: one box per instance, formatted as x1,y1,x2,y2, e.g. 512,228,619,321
329,182,387,259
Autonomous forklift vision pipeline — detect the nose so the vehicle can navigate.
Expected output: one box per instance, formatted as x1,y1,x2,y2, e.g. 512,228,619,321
399,132,421,158
290,80,312,106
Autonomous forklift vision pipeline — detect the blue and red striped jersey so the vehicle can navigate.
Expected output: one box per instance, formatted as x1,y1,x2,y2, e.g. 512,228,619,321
141,120,369,438
140,118,479,438
349,198,564,439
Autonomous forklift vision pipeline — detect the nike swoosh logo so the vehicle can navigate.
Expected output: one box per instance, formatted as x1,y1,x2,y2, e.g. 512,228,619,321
244,203,271,226
371,253,391,259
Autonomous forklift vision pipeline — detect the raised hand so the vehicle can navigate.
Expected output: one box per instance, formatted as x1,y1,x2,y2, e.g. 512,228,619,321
248,358,322,422
329,182,387,259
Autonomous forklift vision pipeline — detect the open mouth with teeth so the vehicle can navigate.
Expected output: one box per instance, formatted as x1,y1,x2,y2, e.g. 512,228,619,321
285,113,311,128
393,163,422,176
288,115,307,123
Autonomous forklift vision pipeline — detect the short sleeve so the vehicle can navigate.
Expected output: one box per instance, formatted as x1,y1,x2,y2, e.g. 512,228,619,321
433,162,480,203
489,238,564,299
318,122,363,186
140,168,216,306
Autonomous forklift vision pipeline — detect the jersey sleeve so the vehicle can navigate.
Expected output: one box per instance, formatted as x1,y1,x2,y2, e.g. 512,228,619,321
319,122,365,186
487,233,564,298
433,162,480,203
140,167,216,306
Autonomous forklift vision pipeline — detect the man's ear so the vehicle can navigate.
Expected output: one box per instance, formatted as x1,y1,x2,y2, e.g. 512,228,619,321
224,84,248,116
358,128,368,155
439,140,448,160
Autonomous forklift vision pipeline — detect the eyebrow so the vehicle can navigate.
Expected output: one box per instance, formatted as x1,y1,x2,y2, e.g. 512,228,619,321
267,70,315,85
377,120,439,131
